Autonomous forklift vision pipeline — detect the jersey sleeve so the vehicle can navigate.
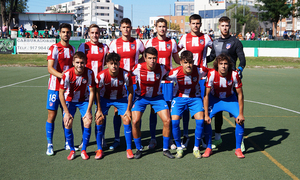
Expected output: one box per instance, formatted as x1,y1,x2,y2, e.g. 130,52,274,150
207,41,216,63
236,40,246,68
206,70,215,88
171,39,178,54
60,71,69,90
47,45,57,61
96,72,104,89
198,67,208,79
88,69,95,88
165,68,178,82
77,43,86,53
124,71,133,87
145,39,151,48
132,64,140,76
233,71,243,89
177,34,186,50
109,40,117,53
137,39,145,54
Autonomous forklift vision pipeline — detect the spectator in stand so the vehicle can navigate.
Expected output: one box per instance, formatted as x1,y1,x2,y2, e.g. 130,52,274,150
32,24,37,33
2,24,8,38
54,30,59,39
77,25,82,37
290,31,296,40
136,26,141,39
19,25,25,37
44,28,49,38
83,25,88,39
39,33,43,38
25,32,31,38
283,30,288,40
250,31,255,40
141,25,145,39
147,25,151,39
268,28,273,40
237,32,243,40
245,32,250,40
33,29,39,38
257,34,261,41
209,28,215,39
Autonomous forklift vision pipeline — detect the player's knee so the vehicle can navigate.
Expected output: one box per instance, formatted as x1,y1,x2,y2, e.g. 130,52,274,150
122,117,131,125
47,110,57,123
95,117,105,125
132,118,140,128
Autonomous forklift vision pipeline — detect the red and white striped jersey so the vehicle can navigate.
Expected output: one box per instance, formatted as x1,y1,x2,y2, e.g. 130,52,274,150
60,67,95,102
96,68,133,100
109,37,145,72
166,66,207,98
145,37,178,70
77,41,108,81
132,62,167,98
47,42,75,91
178,32,213,67
206,69,242,98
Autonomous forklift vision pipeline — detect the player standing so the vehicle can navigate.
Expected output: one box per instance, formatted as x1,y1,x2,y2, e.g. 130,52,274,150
131,47,174,159
204,53,245,158
177,14,213,148
59,52,95,160
109,18,145,150
45,23,75,156
94,53,134,159
165,50,210,158
144,18,180,149
206,16,246,150
77,24,109,148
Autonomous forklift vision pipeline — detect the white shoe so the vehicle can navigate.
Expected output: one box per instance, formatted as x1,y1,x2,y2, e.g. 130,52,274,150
65,143,79,151
241,139,245,152
148,139,157,149
46,144,54,156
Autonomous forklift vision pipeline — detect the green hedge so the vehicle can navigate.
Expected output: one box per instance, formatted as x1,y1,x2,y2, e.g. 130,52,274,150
241,40,300,48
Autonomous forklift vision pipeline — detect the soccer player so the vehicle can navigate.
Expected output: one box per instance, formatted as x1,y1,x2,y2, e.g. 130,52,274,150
59,52,95,160
131,47,173,159
204,53,245,158
45,23,75,156
177,14,213,148
94,53,134,159
77,24,109,148
165,50,209,158
206,16,246,150
109,18,145,150
145,18,180,149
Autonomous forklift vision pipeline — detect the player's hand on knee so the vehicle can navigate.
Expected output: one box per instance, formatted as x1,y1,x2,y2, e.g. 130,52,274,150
64,113,73,128
123,110,132,121
95,111,104,124
236,115,245,125
204,116,211,125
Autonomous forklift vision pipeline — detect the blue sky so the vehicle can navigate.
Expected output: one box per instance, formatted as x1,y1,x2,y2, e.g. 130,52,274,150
27,0,176,27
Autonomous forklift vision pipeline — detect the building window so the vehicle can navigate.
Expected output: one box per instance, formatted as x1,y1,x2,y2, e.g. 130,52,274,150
170,20,172,23
175,20,177,23
190,5,194,11
177,5,181,10
181,19,183,23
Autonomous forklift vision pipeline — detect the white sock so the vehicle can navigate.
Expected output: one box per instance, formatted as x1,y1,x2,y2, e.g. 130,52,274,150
215,133,221,140
193,146,199,151
177,147,183,150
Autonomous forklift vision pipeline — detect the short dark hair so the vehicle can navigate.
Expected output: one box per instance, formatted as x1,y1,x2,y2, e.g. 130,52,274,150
156,18,167,26
88,24,100,32
213,53,233,72
219,16,231,24
106,52,121,63
120,18,132,26
59,23,71,32
144,47,158,58
73,51,87,62
180,50,194,63
189,14,202,23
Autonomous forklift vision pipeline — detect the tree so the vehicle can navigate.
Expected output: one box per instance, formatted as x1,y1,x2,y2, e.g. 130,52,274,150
227,4,258,36
0,0,28,29
256,0,297,37
166,21,181,32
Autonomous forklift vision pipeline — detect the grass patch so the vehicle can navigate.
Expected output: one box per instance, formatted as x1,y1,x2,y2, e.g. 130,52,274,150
1,54,300,68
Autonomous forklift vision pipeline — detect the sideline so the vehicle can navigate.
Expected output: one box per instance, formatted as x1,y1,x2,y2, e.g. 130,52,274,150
0,74,48,89
245,100,300,115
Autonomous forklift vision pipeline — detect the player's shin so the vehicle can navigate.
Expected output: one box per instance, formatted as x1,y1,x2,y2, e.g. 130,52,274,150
194,119,204,148
133,137,142,150
124,124,132,150
149,113,157,140
65,128,75,151
172,120,181,148
204,124,212,149
81,127,91,151
46,122,54,144
163,136,170,151
235,123,244,149
96,125,104,150
113,115,121,140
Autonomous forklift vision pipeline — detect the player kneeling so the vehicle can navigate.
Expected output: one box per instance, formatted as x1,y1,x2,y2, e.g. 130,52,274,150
203,53,245,158
95,53,134,159
59,52,95,160
165,50,210,159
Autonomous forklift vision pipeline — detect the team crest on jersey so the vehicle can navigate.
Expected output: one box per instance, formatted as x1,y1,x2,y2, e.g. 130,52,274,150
119,80,123,85
167,44,171,49
227,80,232,86
99,48,103,53
226,43,231,49
156,73,160,80
131,44,135,50
50,102,53,107
82,79,87,84
200,39,204,45
193,77,197,82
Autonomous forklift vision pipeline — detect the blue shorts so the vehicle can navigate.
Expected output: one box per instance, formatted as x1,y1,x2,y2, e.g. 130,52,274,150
63,101,90,118
208,94,239,119
46,90,60,111
132,95,169,113
100,97,128,116
171,97,204,117
199,79,206,99
161,82,173,103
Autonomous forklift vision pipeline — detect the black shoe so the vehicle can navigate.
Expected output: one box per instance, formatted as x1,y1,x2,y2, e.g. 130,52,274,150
134,150,142,159
163,150,174,159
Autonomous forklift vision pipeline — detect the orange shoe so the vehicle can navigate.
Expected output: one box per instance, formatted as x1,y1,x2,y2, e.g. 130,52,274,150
67,150,75,161
235,148,245,158
81,150,89,160
202,148,212,158
127,149,134,159
95,149,103,160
